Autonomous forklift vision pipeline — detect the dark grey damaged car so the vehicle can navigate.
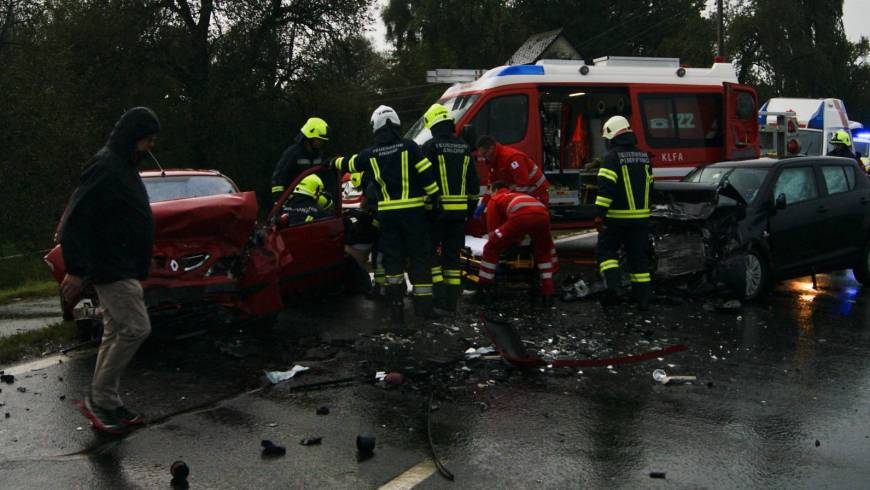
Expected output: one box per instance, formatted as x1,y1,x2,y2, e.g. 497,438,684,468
651,156,870,299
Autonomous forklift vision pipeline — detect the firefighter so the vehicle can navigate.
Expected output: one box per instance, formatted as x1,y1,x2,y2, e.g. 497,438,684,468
342,172,383,296
421,103,479,312
827,130,862,165
333,106,442,327
477,181,556,306
271,117,330,203
475,135,549,208
280,174,332,225
594,115,653,310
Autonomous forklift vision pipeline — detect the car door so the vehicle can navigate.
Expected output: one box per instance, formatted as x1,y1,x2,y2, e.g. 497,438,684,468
767,165,825,274
266,166,346,295
817,162,865,264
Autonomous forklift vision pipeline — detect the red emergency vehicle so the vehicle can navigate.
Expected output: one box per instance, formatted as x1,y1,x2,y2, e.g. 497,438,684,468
407,56,760,225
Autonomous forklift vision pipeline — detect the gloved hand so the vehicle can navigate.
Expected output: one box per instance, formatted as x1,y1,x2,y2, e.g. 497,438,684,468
594,215,605,233
430,194,443,219
473,202,486,219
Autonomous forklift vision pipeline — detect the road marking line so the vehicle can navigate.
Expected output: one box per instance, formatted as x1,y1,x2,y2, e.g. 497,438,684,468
378,459,437,490
1,349,97,375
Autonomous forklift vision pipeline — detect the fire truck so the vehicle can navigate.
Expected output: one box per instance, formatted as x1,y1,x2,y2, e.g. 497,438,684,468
406,56,760,226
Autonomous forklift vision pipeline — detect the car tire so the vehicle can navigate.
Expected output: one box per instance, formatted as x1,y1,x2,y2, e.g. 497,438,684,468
852,239,870,286
76,319,102,342
744,250,769,301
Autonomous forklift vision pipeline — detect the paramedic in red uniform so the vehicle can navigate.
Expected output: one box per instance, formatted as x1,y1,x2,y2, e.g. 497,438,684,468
476,136,549,205
476,181,557,307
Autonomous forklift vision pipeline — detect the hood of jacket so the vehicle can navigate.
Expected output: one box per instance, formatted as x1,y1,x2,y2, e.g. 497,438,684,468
107,107,161,161
374,123,402,145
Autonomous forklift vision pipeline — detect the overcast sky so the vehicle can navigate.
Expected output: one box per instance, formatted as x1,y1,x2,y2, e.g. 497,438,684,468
367,0,870,53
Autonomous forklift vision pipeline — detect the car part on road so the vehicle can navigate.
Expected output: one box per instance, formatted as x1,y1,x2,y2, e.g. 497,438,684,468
261,439,287,456
650,471,667,479
300,437,323,446
60,338,100,355
356,434,376,461
316,406,330,415
427,391,455,481
483,315,689,368
652,369,697,384
0,374,14,384
170,460,190,480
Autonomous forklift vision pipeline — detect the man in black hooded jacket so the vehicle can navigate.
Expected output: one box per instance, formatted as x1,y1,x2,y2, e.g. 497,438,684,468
60,107,160,434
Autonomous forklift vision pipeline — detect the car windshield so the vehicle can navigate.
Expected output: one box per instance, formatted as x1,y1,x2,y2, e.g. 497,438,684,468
684,167,770,203
406,93,481,144
797,129,823,156
143,175,236,203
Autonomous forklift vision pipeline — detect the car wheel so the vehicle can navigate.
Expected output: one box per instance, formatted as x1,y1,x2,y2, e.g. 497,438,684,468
852,240,870,286
744,250,769,301
76,319,102,342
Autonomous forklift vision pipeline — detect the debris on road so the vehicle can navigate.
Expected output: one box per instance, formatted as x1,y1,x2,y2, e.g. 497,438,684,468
356,434,376,460
264,365,310,384
16,386,26,393
300,437,322,446
170,460,190,489
261,440,287,456
650,471,667,479
652,369,697,385
0,374,14,384
316,406,330,415
464,346,496,360
384,372,404,385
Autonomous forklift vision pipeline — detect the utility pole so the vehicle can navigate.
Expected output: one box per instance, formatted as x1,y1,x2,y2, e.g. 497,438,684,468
717,0,725,58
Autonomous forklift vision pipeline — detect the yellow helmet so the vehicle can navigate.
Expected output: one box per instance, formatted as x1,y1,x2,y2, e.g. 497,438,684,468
294,174,324,198
423,103,452,129
350,172,364,188
830,130,851,147
300,117,330,141
317,194,334,210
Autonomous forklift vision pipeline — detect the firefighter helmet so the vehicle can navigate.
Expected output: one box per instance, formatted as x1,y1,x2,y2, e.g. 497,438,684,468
300,117,330,141
423,103,452,129
830,130,852,147
294,174,324,198
371,105,400,133
602,115,632,140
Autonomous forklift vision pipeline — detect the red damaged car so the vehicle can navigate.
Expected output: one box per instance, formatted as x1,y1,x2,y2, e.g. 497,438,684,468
45,167,346,339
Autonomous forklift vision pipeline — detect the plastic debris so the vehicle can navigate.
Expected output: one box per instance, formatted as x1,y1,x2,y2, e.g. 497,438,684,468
464,346,496,360
300,437,322,446
16,386,26,393
261,440,287,456
652,369,696,385
357,434,376,458
316,406,330,415
375,371,387,381
264,365,309,384
650,471,666,479
0,374,14,384
170,460,190,489
384,372,404,385
815,439,820,447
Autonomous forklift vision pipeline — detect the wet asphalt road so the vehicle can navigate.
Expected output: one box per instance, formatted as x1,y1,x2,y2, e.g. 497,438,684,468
0,297,63,338
1,266,870,488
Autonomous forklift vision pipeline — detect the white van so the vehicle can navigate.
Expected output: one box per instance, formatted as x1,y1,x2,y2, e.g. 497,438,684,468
759,98,852,156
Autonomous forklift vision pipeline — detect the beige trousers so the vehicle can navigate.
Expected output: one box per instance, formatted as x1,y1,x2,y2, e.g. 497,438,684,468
91,279,151,409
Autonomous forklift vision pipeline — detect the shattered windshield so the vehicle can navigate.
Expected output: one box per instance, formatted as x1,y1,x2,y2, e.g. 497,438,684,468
406,93,480,144
685,167,769,204
143,175,237,203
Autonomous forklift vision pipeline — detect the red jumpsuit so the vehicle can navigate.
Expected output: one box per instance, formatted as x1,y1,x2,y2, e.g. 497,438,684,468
478,189,557,296
486,144,549,205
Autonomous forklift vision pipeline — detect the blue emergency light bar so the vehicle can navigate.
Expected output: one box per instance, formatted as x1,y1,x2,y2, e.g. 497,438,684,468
855,132,870,140
497,65,545,76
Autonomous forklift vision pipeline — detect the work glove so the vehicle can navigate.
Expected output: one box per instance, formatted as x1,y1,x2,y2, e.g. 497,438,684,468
473,201,486,220
594,215,605,233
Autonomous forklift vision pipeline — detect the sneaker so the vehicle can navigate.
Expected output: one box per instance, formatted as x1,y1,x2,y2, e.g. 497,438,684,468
78,397,126,435
115,406,146,426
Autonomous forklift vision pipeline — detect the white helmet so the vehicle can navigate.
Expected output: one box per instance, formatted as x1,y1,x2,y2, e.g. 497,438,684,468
602,115,632,140
371,105,400,133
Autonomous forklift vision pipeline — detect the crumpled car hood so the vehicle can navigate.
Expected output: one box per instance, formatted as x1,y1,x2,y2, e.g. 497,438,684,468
151,191,259,249
652,182,745,221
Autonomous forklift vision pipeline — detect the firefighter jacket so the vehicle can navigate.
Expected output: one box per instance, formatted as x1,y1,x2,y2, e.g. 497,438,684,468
595,133,653,220
334,127,440,212
281,193,329,224
827,146,862,166
485,189,548,233
421,121,479,218
486,143,549,201
271,133,323,201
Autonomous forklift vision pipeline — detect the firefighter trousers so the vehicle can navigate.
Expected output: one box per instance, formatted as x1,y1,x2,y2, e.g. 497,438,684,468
378,208,434,316
596,219,651,305
430,217,465,310
479,213,556,296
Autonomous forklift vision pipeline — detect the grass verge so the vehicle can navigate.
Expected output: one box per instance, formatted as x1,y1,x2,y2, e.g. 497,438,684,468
0,321,77,366
0,281,58,305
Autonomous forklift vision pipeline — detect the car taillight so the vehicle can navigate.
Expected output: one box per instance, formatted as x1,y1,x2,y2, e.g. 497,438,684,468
787,120,797,133
787,139,801,155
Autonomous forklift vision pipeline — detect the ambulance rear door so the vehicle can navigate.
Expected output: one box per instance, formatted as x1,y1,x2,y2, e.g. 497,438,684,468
723,83,760,160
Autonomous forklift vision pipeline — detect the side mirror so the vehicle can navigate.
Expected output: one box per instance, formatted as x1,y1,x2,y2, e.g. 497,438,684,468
460,124,478,148
775,193,787,210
